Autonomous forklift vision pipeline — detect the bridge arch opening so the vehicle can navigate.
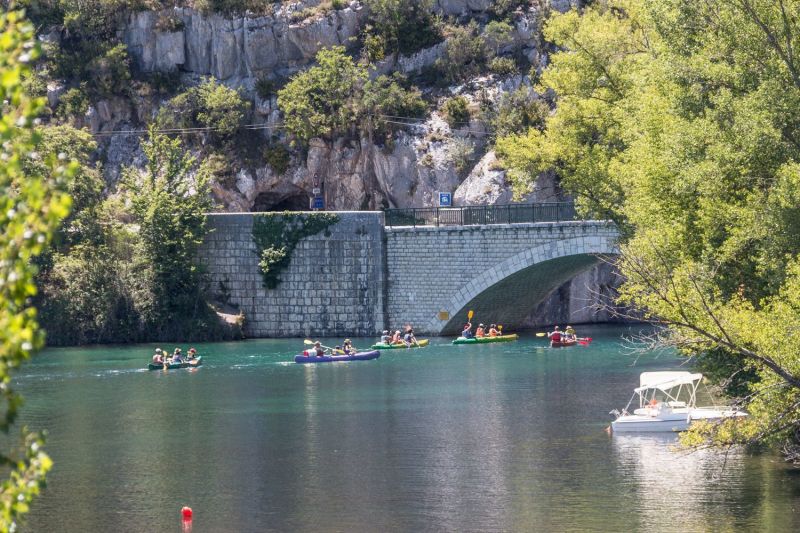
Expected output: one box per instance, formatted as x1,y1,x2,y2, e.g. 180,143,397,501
439,254,605,335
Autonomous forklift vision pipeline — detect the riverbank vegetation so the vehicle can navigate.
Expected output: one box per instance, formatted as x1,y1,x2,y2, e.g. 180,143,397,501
498,0,800,458
36,127,243,345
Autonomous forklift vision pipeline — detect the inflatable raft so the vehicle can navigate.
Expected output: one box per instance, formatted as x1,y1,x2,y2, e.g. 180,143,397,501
452,334,519,345
370,339,429,349
148,357,202,370
294,350,381,364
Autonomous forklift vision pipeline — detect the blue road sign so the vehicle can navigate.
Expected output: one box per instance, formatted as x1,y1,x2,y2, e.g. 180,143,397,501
438,192,452,207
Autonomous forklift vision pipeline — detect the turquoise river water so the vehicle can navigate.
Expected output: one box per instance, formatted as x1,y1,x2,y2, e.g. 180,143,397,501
13,325,800,531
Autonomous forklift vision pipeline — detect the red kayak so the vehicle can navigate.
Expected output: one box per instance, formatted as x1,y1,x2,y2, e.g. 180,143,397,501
550,337,592,348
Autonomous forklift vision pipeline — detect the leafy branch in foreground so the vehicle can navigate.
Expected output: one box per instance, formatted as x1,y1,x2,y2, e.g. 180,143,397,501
0,8,77,529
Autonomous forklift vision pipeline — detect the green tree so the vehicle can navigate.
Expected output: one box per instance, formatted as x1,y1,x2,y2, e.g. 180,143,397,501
435,21,488,83
157,78,249,141
498,0,800,457
123,129,214,338
278,47,367,142
362,0,441,56
0,8,75,529
278,47,426,143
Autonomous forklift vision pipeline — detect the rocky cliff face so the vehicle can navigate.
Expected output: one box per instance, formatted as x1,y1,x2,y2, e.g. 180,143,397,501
86,2,557,213
122,4,366,84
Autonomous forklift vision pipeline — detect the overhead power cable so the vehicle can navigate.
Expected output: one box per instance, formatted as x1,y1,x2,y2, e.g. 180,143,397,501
87,113,495,138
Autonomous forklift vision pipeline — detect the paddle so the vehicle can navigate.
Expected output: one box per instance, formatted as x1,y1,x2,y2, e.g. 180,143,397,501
536,332,547,337
578,337,593,346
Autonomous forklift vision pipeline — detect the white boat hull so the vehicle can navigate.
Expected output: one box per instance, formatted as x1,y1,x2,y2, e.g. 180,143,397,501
612,415,690,433
612,408,747,433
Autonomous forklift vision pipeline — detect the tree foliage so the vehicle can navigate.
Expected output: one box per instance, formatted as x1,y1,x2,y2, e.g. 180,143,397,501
362,0,442,57
278,46,426,143
157,78,249,141
122,129,216,337
497,0,800,456
0,9,75,530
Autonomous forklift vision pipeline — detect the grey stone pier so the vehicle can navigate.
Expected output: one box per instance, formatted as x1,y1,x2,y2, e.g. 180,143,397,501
198,212,619,338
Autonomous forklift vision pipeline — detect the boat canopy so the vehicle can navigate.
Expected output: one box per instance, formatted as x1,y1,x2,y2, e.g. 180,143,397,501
635,372,703,393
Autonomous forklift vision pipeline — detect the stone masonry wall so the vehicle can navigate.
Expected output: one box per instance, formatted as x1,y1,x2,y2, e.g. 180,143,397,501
199,212,385,338
385,221,619,334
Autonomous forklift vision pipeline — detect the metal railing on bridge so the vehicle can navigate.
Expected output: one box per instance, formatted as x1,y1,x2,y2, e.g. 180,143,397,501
384,202,577,227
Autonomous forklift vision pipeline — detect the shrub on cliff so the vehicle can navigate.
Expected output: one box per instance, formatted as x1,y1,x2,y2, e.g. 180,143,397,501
278,46,426,143
442,96,471,129
361,0,442,57
157,78,249,141
435,21,488,83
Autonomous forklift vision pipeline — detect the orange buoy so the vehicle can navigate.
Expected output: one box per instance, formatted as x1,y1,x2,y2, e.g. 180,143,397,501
181,506,193,520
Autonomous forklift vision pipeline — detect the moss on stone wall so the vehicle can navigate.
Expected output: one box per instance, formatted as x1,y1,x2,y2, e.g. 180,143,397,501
252,212,339,288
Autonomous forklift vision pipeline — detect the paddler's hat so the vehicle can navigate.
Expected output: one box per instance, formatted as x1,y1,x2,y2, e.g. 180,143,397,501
344,339,351,343
382,330,388,334
155,348,162,354
189,347,197,353
479,323,484,327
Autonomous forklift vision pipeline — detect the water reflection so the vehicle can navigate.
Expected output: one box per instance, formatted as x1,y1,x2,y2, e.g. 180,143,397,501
612,434,757,530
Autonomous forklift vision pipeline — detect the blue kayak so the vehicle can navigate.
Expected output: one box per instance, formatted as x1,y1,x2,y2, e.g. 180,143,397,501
294,350,380,364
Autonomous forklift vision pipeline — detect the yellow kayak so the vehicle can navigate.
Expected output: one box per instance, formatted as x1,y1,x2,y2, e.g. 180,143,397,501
370,339,430,349
452,334,519,345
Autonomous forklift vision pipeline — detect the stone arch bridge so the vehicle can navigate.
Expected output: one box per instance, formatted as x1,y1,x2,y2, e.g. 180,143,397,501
198,206,619,338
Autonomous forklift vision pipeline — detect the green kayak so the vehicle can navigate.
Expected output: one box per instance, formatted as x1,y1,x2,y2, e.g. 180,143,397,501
452,334,519,345
370,339,429,349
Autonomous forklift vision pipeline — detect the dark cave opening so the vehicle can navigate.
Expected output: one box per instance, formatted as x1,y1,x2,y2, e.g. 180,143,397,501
251,192,311,212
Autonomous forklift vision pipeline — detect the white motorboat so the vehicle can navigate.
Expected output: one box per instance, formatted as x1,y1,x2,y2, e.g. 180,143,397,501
610,371,747,433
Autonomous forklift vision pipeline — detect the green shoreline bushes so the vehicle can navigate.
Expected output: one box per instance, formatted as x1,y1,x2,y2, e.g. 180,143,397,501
37,128,243,345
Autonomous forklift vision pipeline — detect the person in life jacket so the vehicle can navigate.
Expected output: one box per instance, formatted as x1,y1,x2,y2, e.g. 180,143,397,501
475,324,486,338
488,324,499,337
548,326,562,343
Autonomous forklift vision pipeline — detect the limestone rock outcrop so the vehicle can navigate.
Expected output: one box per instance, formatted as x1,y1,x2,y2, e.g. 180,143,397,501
121,5,365,84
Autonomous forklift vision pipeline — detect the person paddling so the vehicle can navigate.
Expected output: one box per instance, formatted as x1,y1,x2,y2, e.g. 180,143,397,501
152,348,164,365
564,325,576,341
171,348,183,363
548,326,562,343
461,322,473,339
313,341,326,357
380,330,391,344
391,330,402,344
403,326,417,347
475,324,486,338
488,324,499,337
343,339,356,355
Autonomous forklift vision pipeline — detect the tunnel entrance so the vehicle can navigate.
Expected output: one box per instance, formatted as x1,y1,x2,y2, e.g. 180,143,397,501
251,192,310,212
